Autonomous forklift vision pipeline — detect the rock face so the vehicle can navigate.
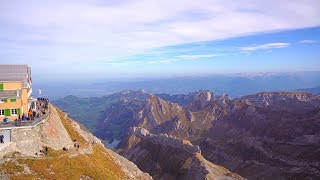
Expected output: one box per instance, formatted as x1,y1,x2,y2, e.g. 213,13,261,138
109,91,320,179
239,92,320,113
118,127,243,180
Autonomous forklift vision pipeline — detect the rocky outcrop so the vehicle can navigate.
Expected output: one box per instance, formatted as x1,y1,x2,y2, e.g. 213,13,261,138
239,92,320,113
107,150,152,180
116,91,320,179
118,127,243,180
130,127,201,154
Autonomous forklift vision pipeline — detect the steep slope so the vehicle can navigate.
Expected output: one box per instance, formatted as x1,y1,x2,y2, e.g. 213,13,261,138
53,90,152,142
0,104,151,179
200,92,320,179
98,91,230,143
113,91,320,179
118,127,243,180
95,99,145,143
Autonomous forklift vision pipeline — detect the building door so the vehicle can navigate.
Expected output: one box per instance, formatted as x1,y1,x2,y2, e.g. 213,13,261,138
0,129,11,142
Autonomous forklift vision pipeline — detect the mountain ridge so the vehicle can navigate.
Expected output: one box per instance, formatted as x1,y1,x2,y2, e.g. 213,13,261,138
53,90,320,179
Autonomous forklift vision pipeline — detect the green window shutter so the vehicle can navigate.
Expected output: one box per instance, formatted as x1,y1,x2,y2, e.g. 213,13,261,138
10,98,16,102
3,98,7,103
17,108,21,115
0,84,3,90
5,109,10,116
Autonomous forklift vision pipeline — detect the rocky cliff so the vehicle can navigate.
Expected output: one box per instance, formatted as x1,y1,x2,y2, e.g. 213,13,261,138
110,91,320,179
118,127,243,180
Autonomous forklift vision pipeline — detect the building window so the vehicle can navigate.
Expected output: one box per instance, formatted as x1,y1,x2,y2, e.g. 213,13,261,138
11,109,17,115
0,109,4,116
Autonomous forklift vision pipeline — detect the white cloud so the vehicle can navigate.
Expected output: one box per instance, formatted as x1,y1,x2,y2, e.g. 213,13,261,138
299,40,318,43
0,0,320,76
147,59,175,64
176,54,223,60
240,43,290,51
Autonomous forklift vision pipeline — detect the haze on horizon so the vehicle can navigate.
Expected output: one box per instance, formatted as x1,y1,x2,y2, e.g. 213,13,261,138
1,0,320,80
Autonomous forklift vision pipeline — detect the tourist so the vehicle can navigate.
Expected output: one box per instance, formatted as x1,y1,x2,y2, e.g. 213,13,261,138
45,146,48,155
0,135,4,143
3,117,9,123
22,114,27,121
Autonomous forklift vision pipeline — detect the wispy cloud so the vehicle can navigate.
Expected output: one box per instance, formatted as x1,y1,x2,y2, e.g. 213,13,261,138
147,59,175,64
0,0,320,77
299,40,318,43
176,54,224,60
240,43,290,51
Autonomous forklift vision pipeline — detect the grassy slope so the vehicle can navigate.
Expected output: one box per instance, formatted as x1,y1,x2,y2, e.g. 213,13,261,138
0,106,125,180
53,96,115,132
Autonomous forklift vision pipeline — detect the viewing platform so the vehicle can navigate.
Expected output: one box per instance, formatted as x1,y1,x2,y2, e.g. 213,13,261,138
0,111,49,129
0,99,49,130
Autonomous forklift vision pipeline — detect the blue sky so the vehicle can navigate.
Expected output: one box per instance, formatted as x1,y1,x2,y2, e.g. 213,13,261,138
0,0,320,80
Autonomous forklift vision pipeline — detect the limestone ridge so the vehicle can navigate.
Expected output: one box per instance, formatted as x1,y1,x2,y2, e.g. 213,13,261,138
238,92,320,113
131,127,201,154
119,126,244,180
118,91,320,179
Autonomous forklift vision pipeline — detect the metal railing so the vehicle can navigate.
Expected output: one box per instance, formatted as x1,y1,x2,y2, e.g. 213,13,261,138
0,103,50,129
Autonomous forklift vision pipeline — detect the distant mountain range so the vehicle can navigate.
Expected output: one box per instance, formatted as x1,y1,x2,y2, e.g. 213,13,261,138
53,90,320,179
297,86,320,94
37,71,320,100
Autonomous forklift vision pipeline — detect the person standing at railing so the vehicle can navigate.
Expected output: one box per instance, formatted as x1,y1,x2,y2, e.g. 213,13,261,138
0,135,4,143
22,114,27,122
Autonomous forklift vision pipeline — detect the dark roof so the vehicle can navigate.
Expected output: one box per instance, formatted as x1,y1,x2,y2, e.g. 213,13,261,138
0,65,31,87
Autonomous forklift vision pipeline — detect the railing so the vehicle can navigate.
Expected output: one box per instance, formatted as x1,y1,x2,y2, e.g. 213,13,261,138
0,102,50,129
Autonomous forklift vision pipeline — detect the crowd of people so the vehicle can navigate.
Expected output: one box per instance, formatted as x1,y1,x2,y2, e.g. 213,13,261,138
13,98,49,126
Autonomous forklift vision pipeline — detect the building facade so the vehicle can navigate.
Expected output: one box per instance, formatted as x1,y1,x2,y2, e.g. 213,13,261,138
0,65,36,120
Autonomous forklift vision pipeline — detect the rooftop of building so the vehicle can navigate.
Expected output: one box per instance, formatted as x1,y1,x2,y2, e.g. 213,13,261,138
0,65,32,88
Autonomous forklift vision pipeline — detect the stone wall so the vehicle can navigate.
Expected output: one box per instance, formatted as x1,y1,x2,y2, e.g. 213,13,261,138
39,105,73,150
11,126,42,156
1,104,73,157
